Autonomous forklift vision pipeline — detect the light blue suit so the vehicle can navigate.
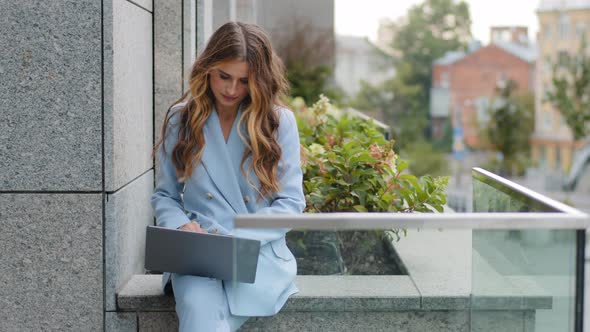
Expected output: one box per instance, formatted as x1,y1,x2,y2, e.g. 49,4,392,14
151,102,304,330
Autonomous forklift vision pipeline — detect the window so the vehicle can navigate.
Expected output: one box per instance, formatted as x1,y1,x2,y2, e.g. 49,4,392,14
558,50,569,66
559,13,570,39
441,71,449,88
544,111,552,129
544,82,554,95
475,97,490,125
544,55,552,74
539,146,547,168
497,72,507,85
578,22,586,36
518,32,528,44
544,24,552,40
555,146,562,171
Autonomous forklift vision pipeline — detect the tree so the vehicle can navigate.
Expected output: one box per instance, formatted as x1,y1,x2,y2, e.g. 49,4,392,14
369,0,471,144
350,63,429,151
401,140,450,176
486,80,534,176
273,18,344,105
390,0,471,89
546,39,590,140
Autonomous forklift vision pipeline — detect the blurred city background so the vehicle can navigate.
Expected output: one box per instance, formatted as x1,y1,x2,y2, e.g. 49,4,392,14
224,0,590,213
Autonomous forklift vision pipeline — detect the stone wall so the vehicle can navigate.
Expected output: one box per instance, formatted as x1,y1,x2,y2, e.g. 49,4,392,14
0,0,158,330
0,0,104,330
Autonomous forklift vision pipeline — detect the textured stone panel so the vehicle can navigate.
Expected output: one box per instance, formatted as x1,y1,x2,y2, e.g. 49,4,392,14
393,229,472,310
105,171,154,310
241,311,469,332
183,0,197,80
154,0,183,144
471,310,534,332
117,274,175,311
0,194,103,331
138,312,179,332
283,275,420,311
106,312,137,332
0,1,102,190
104,0,153,191
586,260,590,331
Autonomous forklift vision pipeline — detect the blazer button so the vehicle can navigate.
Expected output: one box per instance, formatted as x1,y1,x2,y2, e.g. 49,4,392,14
206,193,213,200
244,195,250,203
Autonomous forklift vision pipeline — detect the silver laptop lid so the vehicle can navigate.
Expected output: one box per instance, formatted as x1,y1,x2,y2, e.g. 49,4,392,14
145,226,261,284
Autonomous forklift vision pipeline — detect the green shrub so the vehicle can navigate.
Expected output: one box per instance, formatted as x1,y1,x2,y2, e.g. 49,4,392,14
289,96,450,274
401,141,450,177
294,95,449,214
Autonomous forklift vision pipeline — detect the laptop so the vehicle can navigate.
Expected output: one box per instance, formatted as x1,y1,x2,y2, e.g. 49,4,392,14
145,225,261,284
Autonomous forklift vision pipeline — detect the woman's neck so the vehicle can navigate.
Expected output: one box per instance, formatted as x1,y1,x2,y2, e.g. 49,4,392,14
215,102,239,122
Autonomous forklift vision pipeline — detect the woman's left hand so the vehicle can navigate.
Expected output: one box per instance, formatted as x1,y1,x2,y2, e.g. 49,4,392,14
178,220,207,233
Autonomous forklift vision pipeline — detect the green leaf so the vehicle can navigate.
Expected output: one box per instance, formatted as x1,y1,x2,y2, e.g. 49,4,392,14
353,205,368,212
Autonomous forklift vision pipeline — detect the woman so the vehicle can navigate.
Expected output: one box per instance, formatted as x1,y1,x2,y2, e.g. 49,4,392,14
151,22,305,331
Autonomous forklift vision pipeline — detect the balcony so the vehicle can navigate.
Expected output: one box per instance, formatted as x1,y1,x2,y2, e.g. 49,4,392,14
116,167,589,331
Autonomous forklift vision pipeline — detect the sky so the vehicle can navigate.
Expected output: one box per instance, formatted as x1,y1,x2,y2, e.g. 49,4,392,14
335,0,540,44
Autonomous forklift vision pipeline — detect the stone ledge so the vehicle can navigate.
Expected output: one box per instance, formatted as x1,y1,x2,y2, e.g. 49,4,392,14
118,274,174,311
117,275,422,312
117,272,552,313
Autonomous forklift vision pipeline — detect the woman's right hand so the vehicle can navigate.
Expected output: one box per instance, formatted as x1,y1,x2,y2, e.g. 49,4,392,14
178,220,207,233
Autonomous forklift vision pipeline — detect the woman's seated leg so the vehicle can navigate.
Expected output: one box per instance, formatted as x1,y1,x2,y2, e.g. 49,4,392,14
171,273,248,332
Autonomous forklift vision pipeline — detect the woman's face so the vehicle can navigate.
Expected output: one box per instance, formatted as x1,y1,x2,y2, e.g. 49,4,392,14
209,60,250,112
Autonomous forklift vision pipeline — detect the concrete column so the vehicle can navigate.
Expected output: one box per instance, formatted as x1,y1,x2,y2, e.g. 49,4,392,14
155,0,183,141
103,0,154,316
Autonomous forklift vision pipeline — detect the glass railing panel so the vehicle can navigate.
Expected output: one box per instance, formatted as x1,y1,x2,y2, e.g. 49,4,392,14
471,229,576,331
471,169,578,332
286,230,408,276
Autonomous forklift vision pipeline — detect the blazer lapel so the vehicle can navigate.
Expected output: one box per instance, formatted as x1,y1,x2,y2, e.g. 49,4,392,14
201,108,248,214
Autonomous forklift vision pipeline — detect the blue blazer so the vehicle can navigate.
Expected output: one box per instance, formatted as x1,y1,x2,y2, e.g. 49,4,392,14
151,102,305,316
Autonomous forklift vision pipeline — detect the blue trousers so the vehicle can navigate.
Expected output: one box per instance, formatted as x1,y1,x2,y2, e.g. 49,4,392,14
171,273,249,332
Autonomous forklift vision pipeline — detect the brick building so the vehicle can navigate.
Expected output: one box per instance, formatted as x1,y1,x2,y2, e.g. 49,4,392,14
430,27,536,149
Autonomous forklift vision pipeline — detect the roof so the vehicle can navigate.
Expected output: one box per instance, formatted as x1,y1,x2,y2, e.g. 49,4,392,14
336,35,373,52
493,41,538,63
433,51,467,65
433,41,537,66
433,41,482,66
538,0,590,12
336,35,399,58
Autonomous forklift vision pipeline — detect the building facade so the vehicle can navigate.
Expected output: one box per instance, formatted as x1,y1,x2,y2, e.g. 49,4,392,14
430,27,536,149
334,35,396,99
531,0,590,172
211,0,335,68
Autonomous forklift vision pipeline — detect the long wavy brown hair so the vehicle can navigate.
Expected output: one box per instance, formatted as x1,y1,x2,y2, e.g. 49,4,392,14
153,22,289,200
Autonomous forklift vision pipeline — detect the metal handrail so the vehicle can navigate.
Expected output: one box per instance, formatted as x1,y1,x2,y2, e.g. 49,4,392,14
472,167,585,215
235,167,590,230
